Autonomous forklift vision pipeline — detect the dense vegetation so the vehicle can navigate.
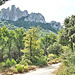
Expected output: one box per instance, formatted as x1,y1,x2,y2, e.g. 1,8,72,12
0,15,75,75
0,17,59,34
55,15,75,75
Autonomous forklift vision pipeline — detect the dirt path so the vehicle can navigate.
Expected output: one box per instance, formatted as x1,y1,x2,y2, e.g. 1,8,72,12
14,63,61,75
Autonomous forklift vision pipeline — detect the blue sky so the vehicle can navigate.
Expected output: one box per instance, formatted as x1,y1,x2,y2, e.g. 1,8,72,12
0,0,75,24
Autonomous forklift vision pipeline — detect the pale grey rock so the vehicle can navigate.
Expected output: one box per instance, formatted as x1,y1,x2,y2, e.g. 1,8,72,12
0,5,28,21
9,5,17,21
0,5,45,23
0,7,10,20
0,5,62,29
50,21,62,30
24,13,46,23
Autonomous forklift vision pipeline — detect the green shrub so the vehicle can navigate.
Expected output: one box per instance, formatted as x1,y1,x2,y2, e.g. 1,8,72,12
5,58,17,67
16,64,23,73
47,42,62,56
11,59,17,66
47,53,57,62
5,58,11,67
63,60,69,66
1,62,5,67
14,68,18,73
69,54,75,65
24,65,28,72
36,56,47,66
20,59,32,65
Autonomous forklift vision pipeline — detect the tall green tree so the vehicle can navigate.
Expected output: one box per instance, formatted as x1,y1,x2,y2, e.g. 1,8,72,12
59,15,75,52
22,26,40,62
40,33,57,56
0,26,8,61
58,29,69,46
7,30,15,59
14,28,25,59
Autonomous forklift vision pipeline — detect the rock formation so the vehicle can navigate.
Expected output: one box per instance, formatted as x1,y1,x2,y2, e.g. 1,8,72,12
0,5,62,30
0,5,28,21
24,13,46,23
50,21,62,30
0,5,46,23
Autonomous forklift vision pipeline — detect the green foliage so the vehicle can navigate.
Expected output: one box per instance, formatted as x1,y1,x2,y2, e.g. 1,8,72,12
16,64,23,73
20,58,32,65
57,29,69,46
0,62,5,67
47,42,62,56
40,33,57,55
5,58,17,67
69,54,75,65
24,65,28,72
35,56,47,66
47,54,57,62
58,52,75,75
5,58,11,67
59,15,75,52
61,46,71,59
0,26,25,62
22,26,40,62
63,60,69,66
0,19,59,34
0,0,9,5
11,59,17,66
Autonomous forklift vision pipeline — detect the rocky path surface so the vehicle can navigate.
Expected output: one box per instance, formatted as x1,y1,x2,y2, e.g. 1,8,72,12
14,63,61,75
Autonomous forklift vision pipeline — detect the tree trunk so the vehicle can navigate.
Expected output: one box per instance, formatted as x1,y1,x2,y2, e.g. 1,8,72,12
8,41,11,59
30,37,32,61
44,48,48,56
18,47,21,57
1,48,4,61
71,38,73,52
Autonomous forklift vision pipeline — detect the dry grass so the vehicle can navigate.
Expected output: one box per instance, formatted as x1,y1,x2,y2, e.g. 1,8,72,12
54,63,66,75
47,58,61,65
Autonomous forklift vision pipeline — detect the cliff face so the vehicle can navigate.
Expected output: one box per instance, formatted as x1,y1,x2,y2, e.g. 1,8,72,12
0,5,46,23
24,13,46,23
0,5,62,30
50,21,62,30
0,5,28,21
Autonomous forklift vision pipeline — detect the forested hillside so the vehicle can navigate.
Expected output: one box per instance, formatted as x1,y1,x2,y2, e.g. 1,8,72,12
1,0,75,75
0,15,75,75
0,18,59,34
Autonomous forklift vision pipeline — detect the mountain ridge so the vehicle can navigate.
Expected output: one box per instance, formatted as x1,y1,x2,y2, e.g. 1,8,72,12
0,5,62,34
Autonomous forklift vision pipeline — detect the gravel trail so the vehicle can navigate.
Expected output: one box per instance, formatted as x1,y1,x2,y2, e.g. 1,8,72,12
14,63,61,75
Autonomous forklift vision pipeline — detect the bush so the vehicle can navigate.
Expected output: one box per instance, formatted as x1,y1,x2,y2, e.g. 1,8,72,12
16,64,23,73
60,46,71,59
1,62,5,67
24,65,28,72
20,59,32,65
69,54,75,65
5,58,11,67
63,60,69,66
47,53,57,62
36,56,47,66
5,58,17,67
47,42,62,56
11,59,17,66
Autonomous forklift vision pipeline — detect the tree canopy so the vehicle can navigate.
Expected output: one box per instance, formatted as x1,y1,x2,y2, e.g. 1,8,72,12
0,0,9,5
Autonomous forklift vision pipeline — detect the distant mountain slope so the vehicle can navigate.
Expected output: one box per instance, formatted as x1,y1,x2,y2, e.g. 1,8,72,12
0,19,51,38
0,5,45,23
0,5,62,34
5,17,59,34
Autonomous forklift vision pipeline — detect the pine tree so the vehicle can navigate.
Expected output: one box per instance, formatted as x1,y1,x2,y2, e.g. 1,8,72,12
22,26,40,62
